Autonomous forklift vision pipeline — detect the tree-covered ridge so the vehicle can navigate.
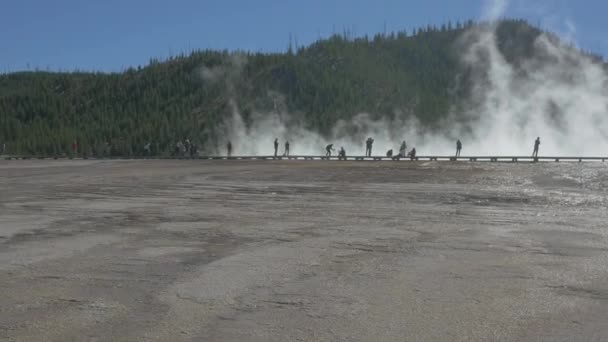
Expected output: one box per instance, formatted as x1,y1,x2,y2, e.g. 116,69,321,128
0,19,601,156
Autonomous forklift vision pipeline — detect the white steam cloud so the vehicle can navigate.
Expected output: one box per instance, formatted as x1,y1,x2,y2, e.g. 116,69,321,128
452,0,608,155
454,22,608,155
206,0,608,157
481,0,508,21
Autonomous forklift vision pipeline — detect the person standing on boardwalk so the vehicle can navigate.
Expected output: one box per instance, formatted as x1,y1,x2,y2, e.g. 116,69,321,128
174,141,182,156
532,137,540,158
274,138,279,157
227,141,232,157
190,143,197,158
180,141,187,156
407,147,417,160
325,144,335,156
71,140,78,157
338,147,346,160
144,142,151,157
365,137,374,157
283,141,290,156
399,141,407,158
184,139,191,155
456,139,462,157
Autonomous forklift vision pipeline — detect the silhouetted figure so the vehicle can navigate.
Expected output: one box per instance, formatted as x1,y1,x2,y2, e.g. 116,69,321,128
365,137,374,157
284,141,290,156
399,141,407,157
227,141,232,157
274,138,279,157
532,137,540,158
144,142,151,157
71,140,78,156
386,149,393,158
338,147,346,160
456,139,462,157
184,139,191,155
407,147,417,160
103,141,110,157
325,144,335,156
180,141,186,156
175,141,182,156
190,143,197,158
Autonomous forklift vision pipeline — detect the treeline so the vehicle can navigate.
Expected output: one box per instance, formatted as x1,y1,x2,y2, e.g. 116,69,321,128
0,19,599,156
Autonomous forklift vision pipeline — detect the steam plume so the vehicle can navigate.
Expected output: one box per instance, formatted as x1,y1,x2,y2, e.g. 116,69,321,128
209,1,608,157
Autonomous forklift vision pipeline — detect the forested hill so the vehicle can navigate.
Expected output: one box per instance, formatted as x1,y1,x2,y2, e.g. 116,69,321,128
0,19,600,156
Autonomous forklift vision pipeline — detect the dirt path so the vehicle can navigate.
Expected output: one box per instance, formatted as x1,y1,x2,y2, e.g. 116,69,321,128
1,160,607,341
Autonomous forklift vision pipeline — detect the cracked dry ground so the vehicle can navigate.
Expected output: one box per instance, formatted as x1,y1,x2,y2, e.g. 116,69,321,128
1,159,608,341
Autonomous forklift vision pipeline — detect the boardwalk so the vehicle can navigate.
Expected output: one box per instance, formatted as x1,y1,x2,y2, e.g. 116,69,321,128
3,155,607,162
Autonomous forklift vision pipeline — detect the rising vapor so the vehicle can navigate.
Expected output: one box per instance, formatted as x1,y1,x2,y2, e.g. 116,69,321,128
453,0,608,155
210,0,608,157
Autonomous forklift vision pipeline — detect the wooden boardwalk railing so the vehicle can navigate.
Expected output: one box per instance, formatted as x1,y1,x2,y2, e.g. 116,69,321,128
197,155,607,162
2,155,607,162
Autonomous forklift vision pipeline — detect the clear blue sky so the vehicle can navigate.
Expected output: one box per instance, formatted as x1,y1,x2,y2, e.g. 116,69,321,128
1,0,607,73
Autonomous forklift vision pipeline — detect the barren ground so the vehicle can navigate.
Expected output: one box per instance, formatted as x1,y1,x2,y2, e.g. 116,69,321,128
1,159,608,341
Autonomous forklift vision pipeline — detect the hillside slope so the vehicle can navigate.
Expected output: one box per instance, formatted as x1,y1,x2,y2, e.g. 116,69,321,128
0,19,598,155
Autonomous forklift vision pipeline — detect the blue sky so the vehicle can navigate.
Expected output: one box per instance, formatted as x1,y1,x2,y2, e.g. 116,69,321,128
1,0,607,73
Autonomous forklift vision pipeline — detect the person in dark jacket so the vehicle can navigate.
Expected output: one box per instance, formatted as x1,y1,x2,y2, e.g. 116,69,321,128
190,143,197,158
284,141,290,156
532,137,540,158
338,146,346,160
325,144,335,156
407,147,417,160
399,141,407,157
365,137,374,157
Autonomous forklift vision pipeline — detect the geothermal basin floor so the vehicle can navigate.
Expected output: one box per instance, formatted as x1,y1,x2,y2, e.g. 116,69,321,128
1,159,608,341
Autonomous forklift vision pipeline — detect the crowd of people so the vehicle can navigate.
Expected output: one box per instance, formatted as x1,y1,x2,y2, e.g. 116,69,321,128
99,137,542,159
261,137,420,160
0,137,545,159
251,137,545,160
173,139,198,158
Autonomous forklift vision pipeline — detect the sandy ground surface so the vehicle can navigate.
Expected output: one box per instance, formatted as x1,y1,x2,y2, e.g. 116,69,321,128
1,159,608,342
